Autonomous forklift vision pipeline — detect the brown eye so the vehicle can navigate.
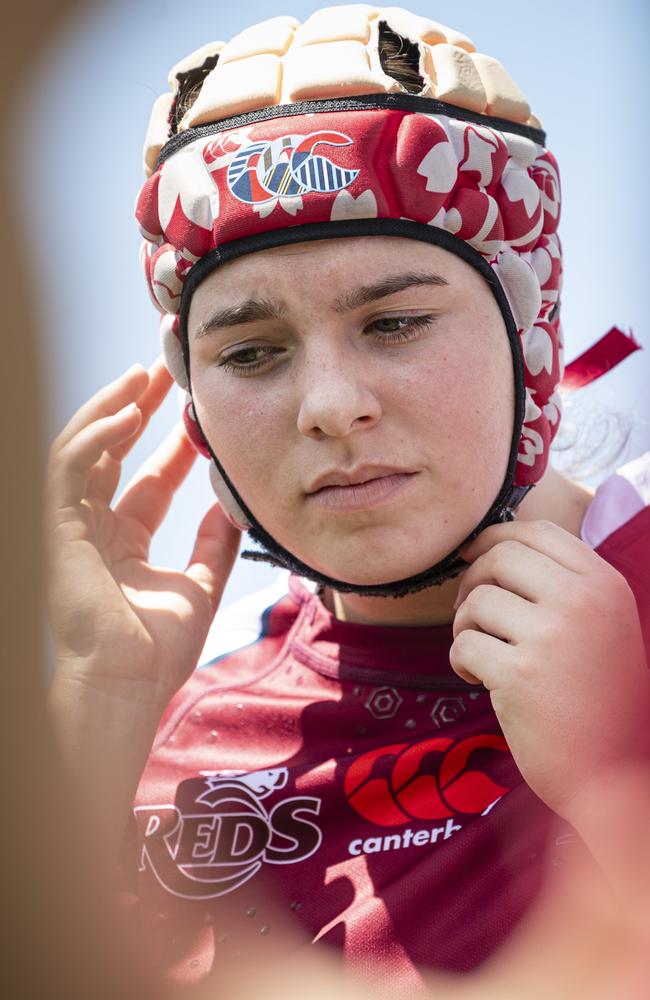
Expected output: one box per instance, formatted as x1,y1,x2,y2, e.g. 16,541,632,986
373,317,412,333
228,347,266,365
218,345,282,376
367,314,436,342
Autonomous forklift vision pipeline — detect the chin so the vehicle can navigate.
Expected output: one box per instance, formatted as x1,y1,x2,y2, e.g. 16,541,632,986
302,543,453,587
275,512,470,586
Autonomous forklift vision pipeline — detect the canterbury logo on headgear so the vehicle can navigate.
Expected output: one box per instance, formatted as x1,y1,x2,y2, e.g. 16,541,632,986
219,131,359,205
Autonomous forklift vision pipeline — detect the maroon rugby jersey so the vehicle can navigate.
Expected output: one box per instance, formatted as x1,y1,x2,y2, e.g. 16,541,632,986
125,457,650,994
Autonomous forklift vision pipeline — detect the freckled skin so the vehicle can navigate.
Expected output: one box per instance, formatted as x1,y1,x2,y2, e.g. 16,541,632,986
188,236,515,587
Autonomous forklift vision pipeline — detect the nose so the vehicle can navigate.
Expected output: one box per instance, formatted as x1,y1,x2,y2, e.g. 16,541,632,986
296,349,382,439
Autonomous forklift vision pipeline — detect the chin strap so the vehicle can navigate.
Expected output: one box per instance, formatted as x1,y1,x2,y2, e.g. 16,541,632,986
496,484,532,522
239,482,535,598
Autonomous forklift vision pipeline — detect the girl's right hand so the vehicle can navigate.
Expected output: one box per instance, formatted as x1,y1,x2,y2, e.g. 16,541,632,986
45,358,241,712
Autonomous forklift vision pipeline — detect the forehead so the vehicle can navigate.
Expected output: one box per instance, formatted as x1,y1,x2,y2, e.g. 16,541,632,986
188,236,480,320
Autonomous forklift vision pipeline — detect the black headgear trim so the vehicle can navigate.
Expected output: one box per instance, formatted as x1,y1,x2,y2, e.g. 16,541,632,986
179,218,529,598
157,93,546,169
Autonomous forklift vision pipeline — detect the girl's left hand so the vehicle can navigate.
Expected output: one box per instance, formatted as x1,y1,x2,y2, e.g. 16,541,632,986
450,519,650,823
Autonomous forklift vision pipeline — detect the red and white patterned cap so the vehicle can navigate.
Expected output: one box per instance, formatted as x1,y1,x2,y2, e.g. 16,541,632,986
135,6,564,594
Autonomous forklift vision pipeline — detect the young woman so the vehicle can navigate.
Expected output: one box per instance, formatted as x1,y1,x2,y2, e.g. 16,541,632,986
46,6,650,995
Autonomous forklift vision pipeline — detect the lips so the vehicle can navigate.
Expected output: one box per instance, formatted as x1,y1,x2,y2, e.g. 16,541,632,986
306,465,416,494
305,467,419,513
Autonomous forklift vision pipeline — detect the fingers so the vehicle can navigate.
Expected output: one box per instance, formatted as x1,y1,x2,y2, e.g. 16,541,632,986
460,520,592,575
109,357,174,461
185,503,242,614
85,359,175,505
52,363,149,455
114,422,197,537
449,629,517,688
46,403,143,514
454,539,570,609
453,584,536,645
48,359,176,514
86,450,125,505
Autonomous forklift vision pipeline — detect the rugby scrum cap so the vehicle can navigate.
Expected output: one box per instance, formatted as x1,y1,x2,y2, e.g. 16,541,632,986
136,4,566,597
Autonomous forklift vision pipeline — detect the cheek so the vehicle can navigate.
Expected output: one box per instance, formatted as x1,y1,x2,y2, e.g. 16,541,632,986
400,340,514,475
191,369,294,485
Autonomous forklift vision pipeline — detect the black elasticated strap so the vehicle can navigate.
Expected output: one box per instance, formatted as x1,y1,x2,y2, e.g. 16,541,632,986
157,93,546,169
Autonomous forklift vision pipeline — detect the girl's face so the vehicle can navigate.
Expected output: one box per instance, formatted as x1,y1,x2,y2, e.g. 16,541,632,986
188,237,515,585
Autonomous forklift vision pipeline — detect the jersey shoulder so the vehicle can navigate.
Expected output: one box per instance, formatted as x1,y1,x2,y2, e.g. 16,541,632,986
584,452,650,642
197,570,292,667
581,451,650,551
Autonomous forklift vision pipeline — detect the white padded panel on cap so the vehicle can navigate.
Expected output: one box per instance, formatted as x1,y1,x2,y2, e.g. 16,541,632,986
158,144,219,233
168,41,225,89
503,132,539,170
219,16,298,63
425,43,486,113
143,92,173,177
492,252,542,334
522,324,555,378
470,53,530,124
160,315,188,389
379,7,446,44
209,461,252,531
154,7,539,134
284,39,387,101
330,187,378,220
151,248,184,314
182,54,282,127
437,24,475,53
295,5,372,45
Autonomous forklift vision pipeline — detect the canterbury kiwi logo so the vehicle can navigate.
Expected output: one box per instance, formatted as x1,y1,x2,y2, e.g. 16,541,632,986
222,131,359,205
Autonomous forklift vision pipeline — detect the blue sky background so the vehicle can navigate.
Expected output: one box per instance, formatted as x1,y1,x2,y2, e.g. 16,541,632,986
15,0,649,607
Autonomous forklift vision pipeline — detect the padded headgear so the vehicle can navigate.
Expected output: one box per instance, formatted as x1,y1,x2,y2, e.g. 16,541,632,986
136,6,564,595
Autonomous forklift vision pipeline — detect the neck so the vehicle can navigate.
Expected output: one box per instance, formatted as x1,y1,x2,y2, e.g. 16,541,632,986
324,466,595,627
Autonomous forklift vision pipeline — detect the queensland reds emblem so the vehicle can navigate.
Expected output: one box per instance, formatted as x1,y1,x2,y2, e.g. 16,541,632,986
344,735,511,826
222,131,359,205
134,768,322,900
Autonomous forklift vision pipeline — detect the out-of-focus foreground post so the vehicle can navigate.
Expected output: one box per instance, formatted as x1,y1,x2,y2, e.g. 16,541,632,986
0,3,164,997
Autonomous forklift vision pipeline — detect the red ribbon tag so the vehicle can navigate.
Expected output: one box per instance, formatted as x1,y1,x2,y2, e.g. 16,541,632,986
561,326,641,392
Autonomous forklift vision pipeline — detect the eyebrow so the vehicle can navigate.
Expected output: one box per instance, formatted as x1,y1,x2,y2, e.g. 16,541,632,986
195,298,286,339
193,271,449,339
332,271,449,312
